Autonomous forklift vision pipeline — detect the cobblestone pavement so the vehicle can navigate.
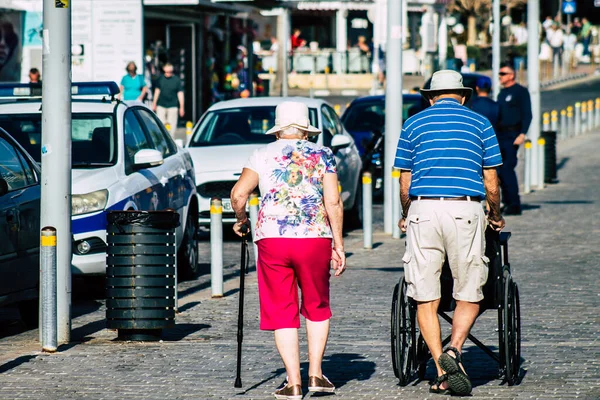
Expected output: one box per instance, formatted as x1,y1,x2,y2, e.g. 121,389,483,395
0,131,599,399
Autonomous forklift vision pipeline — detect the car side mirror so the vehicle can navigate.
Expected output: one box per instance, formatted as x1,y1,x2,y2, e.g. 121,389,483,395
331,134,352,152
133,149,164,169
0,177,8,196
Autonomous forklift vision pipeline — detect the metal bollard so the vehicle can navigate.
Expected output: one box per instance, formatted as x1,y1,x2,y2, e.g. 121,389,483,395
537,138,545,190
542,112,550,132
550,110,558,133
596,98,600,129
392,169,401,239
523,140,532,194
581,102,588,133
560,109,567,140
362,172,373,249
567,106,574,138
185,121,193,144
41,227,57,353
587,100,594,132
210,198,224,297
574,102,582,136
248,193,259,264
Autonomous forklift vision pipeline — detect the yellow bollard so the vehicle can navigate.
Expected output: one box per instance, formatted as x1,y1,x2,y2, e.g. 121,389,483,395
186,121,193,136
334,104,341,115
537,137,546,190
165,123,171,132
542,112,550,131
550,110,558,132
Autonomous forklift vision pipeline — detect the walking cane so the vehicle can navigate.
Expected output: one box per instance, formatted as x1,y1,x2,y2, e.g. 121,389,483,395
234,224,249,388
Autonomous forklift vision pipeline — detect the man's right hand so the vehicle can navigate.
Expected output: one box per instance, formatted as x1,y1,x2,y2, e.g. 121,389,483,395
488,217,506,232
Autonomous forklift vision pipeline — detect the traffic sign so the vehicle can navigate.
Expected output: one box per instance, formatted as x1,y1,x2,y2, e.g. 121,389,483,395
563,1,576,14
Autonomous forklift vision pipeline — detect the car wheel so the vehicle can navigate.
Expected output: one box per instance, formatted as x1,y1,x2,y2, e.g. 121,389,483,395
344,180,363,230
177,207,199,281
18,299,39,330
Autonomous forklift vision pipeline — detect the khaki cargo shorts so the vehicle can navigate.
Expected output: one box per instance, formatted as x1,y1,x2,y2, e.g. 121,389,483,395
402,199,489,303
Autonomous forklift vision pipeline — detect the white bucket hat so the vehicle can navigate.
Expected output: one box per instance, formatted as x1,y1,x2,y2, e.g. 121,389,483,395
420,70,473,102
265,101,321,137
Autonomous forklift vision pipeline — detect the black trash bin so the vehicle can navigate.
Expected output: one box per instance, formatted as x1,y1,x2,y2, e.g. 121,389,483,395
541,131,558,184
106,210,180,341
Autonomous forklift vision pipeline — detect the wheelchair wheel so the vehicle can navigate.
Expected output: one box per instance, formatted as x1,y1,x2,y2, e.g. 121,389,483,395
391,278,416,386
503,277,521,385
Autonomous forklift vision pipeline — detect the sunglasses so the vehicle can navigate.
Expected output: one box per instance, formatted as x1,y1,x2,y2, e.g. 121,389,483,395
499,72,512,76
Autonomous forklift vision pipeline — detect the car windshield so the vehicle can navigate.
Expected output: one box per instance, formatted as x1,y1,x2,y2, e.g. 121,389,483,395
342,98,423,133
0,113,116,168
190,106,319,147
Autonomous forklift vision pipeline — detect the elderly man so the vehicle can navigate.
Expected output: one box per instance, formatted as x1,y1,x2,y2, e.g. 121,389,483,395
395,70,505,396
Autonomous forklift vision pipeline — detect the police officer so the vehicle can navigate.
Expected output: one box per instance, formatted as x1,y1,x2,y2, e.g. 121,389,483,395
470,76,499,129
497,63,532,215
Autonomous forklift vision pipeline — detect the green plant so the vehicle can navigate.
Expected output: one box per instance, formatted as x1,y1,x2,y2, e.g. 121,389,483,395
466,45,481,60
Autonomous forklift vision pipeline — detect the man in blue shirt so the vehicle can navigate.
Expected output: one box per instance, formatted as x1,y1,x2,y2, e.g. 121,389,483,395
395,70,505,396
470,76,499,129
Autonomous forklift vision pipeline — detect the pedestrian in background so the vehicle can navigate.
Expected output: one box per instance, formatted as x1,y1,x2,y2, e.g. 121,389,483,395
580,17,592,58
152,63,184,137
231,101,346,400
119,61,148,102
497,62,532,215
471,76,499,129
28,68,41,84
546,23,565,68
395,70,505,396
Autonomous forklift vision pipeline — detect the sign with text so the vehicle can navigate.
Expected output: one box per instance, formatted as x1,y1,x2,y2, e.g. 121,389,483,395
72,0,143,83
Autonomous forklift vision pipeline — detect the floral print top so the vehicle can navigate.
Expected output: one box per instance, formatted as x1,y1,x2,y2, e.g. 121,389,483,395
244,139,337,242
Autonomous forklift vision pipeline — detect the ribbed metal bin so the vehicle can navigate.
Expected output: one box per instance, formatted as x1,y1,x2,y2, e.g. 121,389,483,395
541,131,558,184
105,210,179,341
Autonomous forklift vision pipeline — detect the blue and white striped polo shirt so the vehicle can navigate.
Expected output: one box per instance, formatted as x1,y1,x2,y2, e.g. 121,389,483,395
394,98,503,199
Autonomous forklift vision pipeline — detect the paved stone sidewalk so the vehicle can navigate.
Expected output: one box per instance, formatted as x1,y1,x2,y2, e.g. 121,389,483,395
0,132,599,399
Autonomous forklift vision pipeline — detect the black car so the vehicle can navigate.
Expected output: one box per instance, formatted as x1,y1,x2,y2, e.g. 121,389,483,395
0,127,40,327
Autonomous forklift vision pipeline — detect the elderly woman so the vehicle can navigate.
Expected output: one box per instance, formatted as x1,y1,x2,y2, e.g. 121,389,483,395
231,101,346,400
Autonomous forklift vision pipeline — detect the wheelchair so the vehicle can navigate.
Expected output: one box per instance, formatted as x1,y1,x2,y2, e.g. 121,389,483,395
391,228,521,386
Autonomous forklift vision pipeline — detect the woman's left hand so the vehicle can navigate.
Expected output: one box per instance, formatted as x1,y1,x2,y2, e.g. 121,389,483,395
332,247,346,276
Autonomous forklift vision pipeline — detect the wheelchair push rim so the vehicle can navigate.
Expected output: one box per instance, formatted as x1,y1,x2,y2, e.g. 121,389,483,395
391,278,417,386
503,276,521,385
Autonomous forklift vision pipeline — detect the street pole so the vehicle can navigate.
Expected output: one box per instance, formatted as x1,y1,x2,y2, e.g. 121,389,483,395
527,0,541,189
277,8,289,97
384,0,403,234
492,0,501,100
41,0,72,344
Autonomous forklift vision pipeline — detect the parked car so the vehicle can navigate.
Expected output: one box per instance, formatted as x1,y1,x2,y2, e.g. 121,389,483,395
0,126,40,327
0,82,200,280
186,96,363,228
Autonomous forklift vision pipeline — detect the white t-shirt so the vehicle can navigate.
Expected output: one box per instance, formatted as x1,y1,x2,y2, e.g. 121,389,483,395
244,139,337,242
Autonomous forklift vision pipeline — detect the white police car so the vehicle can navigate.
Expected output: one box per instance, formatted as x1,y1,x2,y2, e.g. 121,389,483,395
0,82,200,279
186,97,363,228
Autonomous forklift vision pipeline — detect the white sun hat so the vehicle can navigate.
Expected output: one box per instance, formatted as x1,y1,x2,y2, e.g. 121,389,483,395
420,70,473,102
265,101,322,137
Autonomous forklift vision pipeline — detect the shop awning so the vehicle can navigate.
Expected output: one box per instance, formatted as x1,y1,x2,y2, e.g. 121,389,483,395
295,1,373,11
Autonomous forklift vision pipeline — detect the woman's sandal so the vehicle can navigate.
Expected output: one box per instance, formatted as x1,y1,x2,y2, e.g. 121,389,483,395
438,347,472,396
429,374,450,395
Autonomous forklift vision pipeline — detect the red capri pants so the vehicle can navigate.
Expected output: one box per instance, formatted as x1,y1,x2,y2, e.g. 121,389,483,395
256,238,333,330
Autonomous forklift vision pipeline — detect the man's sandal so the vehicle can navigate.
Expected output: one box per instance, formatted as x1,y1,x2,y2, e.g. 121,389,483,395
438,347,472,396
429,374,451,395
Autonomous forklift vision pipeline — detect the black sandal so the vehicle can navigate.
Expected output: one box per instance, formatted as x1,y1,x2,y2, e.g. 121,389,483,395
429,374,450,395
438,347,472,396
